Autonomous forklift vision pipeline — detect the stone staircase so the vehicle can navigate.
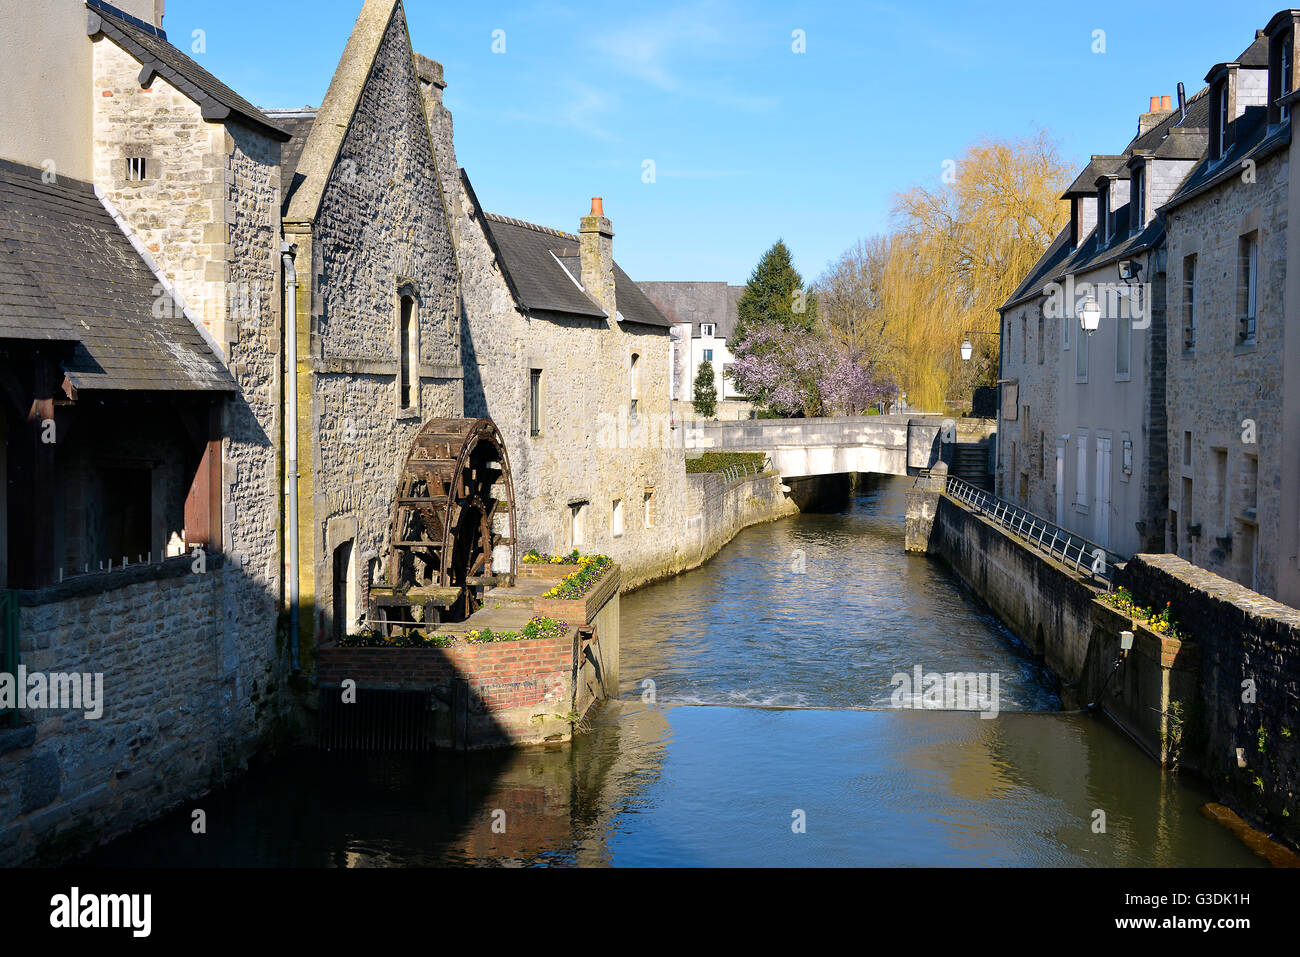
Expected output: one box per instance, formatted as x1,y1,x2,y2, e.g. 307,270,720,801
951,442,992,490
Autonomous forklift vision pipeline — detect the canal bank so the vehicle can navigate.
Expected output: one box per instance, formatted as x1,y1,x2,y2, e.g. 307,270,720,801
79,476,1261,867
908,481,1300,854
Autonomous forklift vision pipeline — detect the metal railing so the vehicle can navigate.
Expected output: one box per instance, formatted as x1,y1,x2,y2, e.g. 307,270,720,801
944,475,1122,587
719,457,769,483
1,590,18,727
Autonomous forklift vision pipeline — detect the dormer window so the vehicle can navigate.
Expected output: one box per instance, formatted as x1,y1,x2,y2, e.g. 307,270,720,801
1212,80,1230,159
1283,37,1293,121
1130,167,1145,233
1099,182,1111,245
701,323,716,337
1268,14,1296,125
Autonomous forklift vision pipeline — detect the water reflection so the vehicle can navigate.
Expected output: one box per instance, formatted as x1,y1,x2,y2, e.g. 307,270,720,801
82,476,1260,867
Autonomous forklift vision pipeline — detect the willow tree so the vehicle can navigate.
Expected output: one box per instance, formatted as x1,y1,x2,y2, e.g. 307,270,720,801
817,131,1071,411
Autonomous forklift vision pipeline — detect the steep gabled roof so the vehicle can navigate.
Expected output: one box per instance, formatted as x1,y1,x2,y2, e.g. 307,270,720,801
86,0,290,141
0,160,234,392
284,0,416,224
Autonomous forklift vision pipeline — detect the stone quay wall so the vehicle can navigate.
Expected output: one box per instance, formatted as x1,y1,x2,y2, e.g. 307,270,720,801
0,556,287,866
1119,554,1300,846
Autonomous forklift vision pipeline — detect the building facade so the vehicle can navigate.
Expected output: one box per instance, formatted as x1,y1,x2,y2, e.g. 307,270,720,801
637,281,753,420
1160,13,1300,607
998,88,1209,561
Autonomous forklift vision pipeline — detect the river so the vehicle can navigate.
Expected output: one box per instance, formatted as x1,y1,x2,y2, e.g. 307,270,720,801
82,475,1261,867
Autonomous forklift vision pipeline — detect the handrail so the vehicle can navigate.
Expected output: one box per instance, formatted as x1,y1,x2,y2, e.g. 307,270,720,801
943,475,1122,587
719,456,770,483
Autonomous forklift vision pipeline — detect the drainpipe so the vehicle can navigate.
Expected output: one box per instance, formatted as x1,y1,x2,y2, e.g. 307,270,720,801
281,241,301,673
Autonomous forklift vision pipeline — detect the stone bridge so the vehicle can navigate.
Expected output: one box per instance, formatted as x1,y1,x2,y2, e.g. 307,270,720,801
682,414,995,484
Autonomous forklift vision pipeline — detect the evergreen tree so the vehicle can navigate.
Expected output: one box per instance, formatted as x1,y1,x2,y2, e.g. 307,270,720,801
693,359,718,418
734,239,817,344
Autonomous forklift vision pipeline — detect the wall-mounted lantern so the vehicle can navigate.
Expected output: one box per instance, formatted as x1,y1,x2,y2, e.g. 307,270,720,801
1079,297,1102,335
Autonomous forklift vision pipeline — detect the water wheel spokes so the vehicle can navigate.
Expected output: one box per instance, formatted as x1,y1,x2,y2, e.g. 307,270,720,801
384,418,518,626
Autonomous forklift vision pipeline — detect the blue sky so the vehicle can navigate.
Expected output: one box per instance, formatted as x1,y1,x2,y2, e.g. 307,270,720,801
171,0,1280,284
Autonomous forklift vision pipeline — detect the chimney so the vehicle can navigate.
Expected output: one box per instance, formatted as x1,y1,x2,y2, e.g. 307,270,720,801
1139,94,1174,136
580,197,616,319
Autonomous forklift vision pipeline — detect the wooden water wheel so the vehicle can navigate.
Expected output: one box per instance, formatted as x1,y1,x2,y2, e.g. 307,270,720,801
382,417,517,625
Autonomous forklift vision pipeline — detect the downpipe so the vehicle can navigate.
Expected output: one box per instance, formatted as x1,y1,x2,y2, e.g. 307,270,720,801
281,241,301,674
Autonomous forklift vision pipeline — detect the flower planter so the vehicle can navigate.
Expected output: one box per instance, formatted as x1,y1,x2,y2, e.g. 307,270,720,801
533,562,621,625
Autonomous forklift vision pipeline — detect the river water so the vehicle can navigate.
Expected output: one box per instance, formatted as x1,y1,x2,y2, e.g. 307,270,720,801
83,476,1261,867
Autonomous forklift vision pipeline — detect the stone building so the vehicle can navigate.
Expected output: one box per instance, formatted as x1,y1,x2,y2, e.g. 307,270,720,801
637,282,753,420
0,0,293,862
275,0,463,655
998,85,1210,560
416,59,693,585
1160,14,1300,607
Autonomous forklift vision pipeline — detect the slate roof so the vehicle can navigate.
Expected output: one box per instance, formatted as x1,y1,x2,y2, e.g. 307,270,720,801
264,109,318,210
0,161,235,393
1160,105,1291,213
87,0,291,141
478,208,673,328
1005,86,1213,311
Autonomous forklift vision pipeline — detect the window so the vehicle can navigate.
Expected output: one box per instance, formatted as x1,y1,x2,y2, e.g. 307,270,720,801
643,489,655,528
399,295,416,409
1099,182,1111,244
1182,255,1197,351
1131,167,1144,232
612,499,625,537
332,539,357,640
1243,454,1259,512
1183,430,1193,468
1238,232,1258,344
1116,311,1131,377
1038,431,1045,479
569,502,588,549
1215,81,1229,159
1213,448,1229,533
701,323,716,337
1075,318,1088,380
1283,35,1293,122
529,369,542,436
703,349,714,362
629,353,641,424
126,156,147,182
1075,430,1089,507
1021,316,1027,363
1037,312,1045,364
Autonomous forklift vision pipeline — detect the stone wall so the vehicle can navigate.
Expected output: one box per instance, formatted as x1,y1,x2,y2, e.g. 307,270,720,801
0,557,286,865
1163,146,1294,604
921,494,1195,764
637,470,798,589
1119,554,1300,844
294,10,463,654
451,187,693,585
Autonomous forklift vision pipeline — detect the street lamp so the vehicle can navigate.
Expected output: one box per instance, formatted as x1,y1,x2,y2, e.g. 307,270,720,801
1079,297,1102,336
959,329,999,361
